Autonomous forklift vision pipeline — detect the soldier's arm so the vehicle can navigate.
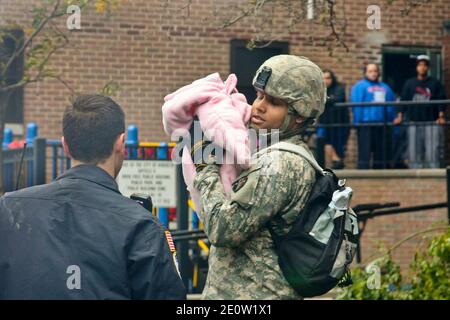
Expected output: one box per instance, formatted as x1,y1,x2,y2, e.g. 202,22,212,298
193,152,312,248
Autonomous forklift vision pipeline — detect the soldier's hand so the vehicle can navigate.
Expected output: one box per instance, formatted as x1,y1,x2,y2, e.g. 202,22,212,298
191,139,215,172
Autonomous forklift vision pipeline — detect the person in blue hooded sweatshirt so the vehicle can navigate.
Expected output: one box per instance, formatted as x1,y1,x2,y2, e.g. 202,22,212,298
351,63,396,169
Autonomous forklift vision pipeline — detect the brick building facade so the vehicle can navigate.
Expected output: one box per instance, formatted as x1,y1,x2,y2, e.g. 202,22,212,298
1,0,449,272
1,0,449,139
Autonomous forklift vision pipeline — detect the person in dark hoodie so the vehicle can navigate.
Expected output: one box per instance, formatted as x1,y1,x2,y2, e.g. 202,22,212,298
350,63,396,169
393,55,447,168
317,69,349,169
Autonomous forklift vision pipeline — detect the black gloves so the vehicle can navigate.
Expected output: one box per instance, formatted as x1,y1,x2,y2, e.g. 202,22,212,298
191,139,214,172
189,118,217,172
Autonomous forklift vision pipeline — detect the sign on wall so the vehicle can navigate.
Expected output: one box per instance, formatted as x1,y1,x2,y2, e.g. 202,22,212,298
116,160,177,207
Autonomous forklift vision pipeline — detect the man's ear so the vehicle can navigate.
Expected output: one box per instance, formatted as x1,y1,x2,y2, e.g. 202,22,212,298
61,137,72,158
115,133,125,153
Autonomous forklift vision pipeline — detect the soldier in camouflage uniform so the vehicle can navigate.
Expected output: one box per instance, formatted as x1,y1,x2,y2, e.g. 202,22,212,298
193,55,326,299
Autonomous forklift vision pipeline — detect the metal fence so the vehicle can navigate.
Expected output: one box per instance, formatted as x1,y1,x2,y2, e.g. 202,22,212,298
315,99,450,169
46,139,71,180
2,124,46,192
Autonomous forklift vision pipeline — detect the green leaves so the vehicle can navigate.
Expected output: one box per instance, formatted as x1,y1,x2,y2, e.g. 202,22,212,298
100,81,121,96
337,256,407,300
337,227,450,300
31,6,48,30
409,229,450,299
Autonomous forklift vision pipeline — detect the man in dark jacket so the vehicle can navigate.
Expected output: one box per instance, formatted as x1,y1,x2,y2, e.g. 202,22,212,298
394,55,447,168
0,94,186,300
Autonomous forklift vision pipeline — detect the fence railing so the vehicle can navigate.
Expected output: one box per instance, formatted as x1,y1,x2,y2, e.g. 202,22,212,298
46,140,71,180
315,99,450,170
2,123,46,192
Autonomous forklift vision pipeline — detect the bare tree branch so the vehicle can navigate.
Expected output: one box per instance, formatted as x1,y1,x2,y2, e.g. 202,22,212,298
326,0,349,51
219,5,255,30
1,0,62,79
399,0,433,16
180,0,193,18
0,25,70,94
212,0,349,51
49,75,76,94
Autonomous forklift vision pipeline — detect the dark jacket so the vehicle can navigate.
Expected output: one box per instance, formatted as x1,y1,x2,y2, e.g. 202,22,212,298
0,164,186,300
400,76,446,121
320,83,348,125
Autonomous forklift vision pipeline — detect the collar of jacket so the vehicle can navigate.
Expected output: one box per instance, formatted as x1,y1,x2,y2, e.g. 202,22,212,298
56,164,121,194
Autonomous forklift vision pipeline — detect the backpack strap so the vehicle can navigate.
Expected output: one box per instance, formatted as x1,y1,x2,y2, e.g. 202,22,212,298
261,141,325,244
266,141,326,176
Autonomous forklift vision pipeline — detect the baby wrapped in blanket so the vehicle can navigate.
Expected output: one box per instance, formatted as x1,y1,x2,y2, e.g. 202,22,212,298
162,73,252,211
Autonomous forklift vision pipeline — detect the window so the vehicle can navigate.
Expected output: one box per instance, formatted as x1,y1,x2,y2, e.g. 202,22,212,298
0,29,24,124
230,40,289,104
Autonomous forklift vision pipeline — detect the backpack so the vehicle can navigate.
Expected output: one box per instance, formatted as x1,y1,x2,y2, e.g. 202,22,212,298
264,142,359,297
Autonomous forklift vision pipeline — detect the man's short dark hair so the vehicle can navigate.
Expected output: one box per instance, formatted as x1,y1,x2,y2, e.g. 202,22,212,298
63,94,125,163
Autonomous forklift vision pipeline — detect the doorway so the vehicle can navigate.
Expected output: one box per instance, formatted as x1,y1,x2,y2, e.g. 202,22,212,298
230,40,289,104
382,46,442,96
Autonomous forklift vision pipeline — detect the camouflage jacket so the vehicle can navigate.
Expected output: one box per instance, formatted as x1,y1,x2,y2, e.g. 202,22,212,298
193,135,316,300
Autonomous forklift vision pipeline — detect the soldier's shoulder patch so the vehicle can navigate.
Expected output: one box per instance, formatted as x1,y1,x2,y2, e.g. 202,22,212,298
230,165,262,209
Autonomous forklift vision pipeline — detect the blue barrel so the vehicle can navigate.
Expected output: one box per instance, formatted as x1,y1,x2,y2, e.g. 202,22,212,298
157,142,168,160
158,208,169,229
126,125,138,159
26,122,38,145
3,128,13,149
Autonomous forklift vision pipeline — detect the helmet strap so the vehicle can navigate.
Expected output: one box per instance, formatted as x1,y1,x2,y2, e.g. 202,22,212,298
279,117,315,140
279,113,294,132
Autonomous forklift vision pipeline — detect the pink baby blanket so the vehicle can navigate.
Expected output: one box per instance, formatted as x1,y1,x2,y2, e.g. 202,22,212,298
162,73,252,211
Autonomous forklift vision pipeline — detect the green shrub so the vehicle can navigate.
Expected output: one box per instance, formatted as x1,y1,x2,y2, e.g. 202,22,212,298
337,227,449,300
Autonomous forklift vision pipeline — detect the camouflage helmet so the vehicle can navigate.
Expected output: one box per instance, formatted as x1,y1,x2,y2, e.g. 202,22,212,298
252,55,326,119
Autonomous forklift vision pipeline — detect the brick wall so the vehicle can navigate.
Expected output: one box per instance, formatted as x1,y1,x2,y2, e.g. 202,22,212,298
341,169,448,271
1,0,449,142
